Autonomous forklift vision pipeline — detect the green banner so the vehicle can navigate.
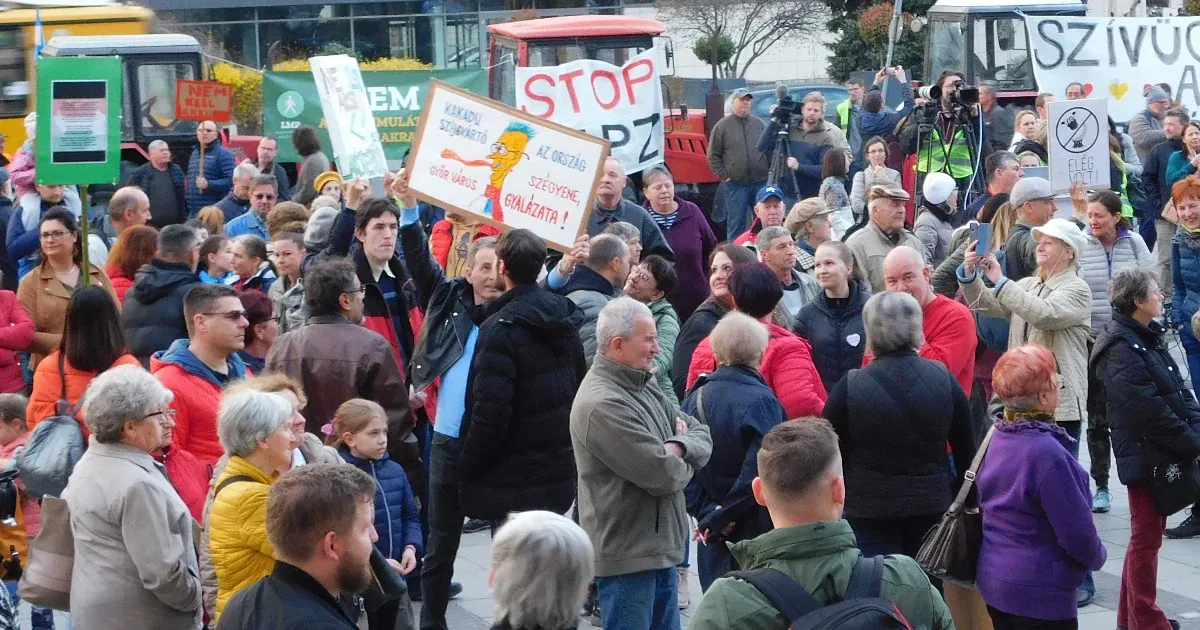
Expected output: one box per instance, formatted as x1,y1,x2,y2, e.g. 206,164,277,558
264,69,488,165
36,56,122,186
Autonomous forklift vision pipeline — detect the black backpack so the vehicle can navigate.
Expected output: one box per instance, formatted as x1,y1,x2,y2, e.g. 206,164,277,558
728,555,912,630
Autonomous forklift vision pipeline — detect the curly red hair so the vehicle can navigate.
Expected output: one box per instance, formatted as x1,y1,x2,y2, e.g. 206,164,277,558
1172,174,1200,205
992,344,1059,410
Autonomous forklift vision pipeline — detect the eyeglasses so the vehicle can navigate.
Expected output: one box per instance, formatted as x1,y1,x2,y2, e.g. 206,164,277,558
39,229,70,241
201,127,218,134
143,409,178,422
343,286,367,296
253,193,277,201
201,310,247,321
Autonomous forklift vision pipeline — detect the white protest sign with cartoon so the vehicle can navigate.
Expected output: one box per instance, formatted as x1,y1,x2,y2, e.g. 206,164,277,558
406,80,609,252
1047,98,1110,194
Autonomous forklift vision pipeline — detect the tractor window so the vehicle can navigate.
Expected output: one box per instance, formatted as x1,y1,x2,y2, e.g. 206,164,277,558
527,43,644,67
136,62,199,136
972,16,1034,91
121,62,134,142
489,40,518,106
0,29,27,118
927,19,965,88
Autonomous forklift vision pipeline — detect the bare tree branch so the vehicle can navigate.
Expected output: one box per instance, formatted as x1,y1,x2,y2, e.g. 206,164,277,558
656,0,828,77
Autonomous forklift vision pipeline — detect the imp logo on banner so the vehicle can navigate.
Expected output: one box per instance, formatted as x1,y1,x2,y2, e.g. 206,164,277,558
1055,107,1099,154
277,91,305,119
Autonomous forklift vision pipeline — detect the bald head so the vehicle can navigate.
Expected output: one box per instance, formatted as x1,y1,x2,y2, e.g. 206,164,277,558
882,246,933,307
109,186,151,232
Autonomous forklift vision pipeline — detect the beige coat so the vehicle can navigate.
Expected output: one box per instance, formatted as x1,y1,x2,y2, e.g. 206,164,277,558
961,265,1092,423
63,439,202,630
844,220,926,294
17,260,116,370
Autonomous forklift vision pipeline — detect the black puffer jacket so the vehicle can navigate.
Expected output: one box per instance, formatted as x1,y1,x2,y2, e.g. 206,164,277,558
457,283,587,520
793,281,870,392
1091,312,1200,485
1012,137,1048,164
671,298,729,401
822,351,977,519
121,258,202,366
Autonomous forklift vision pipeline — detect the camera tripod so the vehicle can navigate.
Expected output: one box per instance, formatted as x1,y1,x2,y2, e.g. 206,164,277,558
767,123,802,201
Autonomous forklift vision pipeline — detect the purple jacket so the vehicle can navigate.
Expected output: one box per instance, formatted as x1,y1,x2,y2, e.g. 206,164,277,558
976,420,1106,620
647,198,716,322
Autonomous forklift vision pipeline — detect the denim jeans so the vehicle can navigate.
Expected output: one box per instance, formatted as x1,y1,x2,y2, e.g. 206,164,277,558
418,433,462,630
596,568,680,630
1180,327,1200,394
723,181,762,241
697,541,737,593
6,580,53,629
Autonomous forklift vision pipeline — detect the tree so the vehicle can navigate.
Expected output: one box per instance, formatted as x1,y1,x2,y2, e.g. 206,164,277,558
656,0,827,79
692,34,736,77
823,0,933,83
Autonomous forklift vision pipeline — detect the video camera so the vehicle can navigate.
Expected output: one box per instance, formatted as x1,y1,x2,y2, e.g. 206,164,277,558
916,79,980,112
771,84,798,127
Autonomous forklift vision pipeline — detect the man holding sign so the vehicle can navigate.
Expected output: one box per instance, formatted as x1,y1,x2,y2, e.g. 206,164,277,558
185,120,237,216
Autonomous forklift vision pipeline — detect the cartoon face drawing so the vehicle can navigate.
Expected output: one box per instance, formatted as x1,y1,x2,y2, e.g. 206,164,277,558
487,129,531,188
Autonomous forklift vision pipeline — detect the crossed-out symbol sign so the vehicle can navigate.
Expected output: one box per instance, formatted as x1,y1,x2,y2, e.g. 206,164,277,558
1055,107,1100,155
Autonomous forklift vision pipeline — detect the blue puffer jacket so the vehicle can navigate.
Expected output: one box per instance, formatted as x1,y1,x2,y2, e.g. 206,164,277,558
1172,229,1200,335
338,448,423,559
185,138,237,217
793,281,870,392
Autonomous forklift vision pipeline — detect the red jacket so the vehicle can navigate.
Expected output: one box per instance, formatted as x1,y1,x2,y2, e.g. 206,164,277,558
687,321,827,418
430,218,500,278
151,341,250,467
0,290,33,393
107,266,134,304
864,294,976,394
733,217,763,247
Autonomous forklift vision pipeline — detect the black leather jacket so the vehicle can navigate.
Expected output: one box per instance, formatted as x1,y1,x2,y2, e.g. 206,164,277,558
401,220,480,392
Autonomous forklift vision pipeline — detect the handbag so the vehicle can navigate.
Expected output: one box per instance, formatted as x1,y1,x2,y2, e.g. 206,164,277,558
1142,441,1200,516
915,425,995,589
15,353,84,499
16,495,73,611
1163,199,1179,224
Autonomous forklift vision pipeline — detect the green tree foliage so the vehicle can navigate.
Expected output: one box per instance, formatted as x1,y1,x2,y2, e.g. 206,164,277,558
692,33,736,75
824,0,934,83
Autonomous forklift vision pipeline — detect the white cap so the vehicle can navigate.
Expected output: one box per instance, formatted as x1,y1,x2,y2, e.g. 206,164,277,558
1032,218,1087,261
922,172,957,205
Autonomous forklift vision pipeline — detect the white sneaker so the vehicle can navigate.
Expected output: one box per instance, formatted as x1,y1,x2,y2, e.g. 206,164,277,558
677,566,691,609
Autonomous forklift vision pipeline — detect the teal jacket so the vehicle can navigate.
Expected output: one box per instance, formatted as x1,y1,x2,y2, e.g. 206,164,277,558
1167,150,1198,191
690,520,954,630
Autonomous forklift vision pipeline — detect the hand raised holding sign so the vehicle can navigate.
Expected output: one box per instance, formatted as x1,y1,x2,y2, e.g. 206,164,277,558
345,177,370,211
387,169,417,208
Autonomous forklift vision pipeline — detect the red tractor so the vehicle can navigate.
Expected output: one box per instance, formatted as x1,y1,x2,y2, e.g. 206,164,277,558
487,15,719,209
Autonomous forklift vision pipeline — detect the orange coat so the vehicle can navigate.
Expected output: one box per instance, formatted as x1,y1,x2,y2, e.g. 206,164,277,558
17,261,117,370
27,350,142,434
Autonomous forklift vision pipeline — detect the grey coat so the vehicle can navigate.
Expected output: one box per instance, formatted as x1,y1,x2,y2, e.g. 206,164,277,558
1078,229,1153,330
63,440,203,630
844,220,927,294
913,205,956,268
849,166,901,218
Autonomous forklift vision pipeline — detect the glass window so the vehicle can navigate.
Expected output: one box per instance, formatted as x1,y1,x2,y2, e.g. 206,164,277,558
927,19,965,86
258,5,351,20
444,15,480,68
489,40,517,105
0,29,26,118
121,62,133,142
352,15,436,64
136,63,199,135
479,0,533,10
260,19,353,64
174,22,258,67
351,1,429,15
527,42,644,66
973,16,1034,91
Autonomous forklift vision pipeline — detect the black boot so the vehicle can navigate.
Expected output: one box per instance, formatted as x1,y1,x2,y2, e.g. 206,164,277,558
1166,509,1200,539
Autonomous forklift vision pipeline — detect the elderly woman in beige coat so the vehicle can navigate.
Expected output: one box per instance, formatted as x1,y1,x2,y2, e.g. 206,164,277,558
958,218,1092,430
63,364,203,629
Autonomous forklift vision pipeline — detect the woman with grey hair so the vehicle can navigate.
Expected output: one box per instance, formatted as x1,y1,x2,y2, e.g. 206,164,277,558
602,221,643,264
1094,268,1200,629
63,364,203,628
206,389,296,622
641,164,718,321
822,291,977,564
490,510,595,630
680,311,787,592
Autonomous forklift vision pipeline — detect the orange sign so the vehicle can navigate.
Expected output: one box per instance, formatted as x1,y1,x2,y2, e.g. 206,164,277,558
175,80,233,123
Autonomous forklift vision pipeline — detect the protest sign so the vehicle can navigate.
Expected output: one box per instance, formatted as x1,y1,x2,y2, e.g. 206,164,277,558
1047,98,1110,194
407,80,609,253
309,55,389,179
175,79,233,123
1025,15,1200,122
263,68,487,164
516,48,663,174
36,55,121,186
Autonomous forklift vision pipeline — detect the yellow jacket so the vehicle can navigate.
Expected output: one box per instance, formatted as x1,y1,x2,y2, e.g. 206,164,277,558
207,455,276,622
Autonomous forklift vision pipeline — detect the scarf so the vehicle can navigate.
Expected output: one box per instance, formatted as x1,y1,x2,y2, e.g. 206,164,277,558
1002,409,1056,424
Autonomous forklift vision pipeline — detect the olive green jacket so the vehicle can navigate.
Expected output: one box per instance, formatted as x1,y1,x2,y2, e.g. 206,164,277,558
690,520,954,630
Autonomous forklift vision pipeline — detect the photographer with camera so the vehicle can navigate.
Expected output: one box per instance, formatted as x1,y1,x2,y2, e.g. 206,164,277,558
757,91,851,205
901,70,990,209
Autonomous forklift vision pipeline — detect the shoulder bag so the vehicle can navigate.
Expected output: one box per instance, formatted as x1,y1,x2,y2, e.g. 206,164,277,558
15,353,84,499
16,495,72,611
915,425,996,588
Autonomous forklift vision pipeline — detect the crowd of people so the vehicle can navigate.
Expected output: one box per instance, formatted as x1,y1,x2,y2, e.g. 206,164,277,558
0,62,1189,630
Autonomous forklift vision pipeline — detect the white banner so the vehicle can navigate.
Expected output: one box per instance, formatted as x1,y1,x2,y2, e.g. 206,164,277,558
1047,98,1110,194
309,55,389,179
516,48,664,174
1025,16,1200,123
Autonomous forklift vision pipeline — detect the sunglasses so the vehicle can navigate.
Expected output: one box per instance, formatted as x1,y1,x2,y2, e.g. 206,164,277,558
201,310,247,321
